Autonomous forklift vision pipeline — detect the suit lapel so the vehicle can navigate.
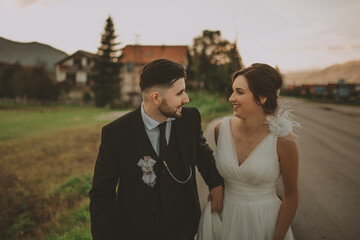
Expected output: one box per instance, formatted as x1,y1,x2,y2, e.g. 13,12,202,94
130,107,159,163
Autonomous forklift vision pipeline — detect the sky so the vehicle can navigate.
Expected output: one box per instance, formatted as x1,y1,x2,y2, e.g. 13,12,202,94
0,0,360,71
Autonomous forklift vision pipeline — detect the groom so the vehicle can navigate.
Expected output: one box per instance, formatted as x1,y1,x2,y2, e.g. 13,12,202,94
89,59,224,240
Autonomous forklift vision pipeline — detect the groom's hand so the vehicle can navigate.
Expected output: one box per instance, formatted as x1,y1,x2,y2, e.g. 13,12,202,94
208,186,224,212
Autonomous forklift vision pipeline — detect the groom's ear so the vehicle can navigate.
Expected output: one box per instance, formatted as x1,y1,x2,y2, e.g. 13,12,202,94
149,86,167,105
149,91,162,105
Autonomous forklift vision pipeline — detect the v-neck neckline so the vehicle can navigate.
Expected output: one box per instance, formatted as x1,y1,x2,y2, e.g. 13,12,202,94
228,117,271,167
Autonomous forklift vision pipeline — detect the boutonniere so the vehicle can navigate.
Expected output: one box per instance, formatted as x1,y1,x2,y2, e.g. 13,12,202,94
137,156,156,187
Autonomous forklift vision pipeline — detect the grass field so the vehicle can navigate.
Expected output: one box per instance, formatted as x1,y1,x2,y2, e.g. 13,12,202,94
0,105,119,240
0,93,232,240
0,105,120,140
187,91,232,125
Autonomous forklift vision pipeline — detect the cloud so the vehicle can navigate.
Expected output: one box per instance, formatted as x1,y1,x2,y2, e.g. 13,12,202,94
290,44,360,52
325,44,360,51
16,0,63,9
16,0,37,9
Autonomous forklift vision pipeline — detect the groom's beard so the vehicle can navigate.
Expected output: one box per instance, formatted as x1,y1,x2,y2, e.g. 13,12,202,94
159,100,183,118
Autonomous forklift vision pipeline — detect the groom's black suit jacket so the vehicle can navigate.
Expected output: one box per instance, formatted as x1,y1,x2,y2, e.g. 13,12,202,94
89,106,224,240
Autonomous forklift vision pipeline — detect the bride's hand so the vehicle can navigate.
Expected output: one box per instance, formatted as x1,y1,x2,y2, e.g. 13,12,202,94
208,186,224,212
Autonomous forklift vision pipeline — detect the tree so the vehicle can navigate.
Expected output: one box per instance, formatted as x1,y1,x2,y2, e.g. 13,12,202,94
91,16,121,107
189,30,244,95
25,65,59,102
0,62,59,103
0,62,27,98
223,42,244,95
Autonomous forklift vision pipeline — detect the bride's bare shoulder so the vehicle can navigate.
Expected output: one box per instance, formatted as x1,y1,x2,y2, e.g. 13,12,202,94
277,134,296,147
277,134,298,163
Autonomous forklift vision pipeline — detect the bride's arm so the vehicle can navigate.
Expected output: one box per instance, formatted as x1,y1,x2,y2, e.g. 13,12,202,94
274,135,299,240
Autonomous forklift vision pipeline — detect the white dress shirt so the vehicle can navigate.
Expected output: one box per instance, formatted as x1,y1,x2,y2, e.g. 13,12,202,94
140,102,175,156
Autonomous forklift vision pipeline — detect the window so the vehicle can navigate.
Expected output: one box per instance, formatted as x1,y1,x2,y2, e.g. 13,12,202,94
126,62,133,72
66,73,76,85
74,59,82,68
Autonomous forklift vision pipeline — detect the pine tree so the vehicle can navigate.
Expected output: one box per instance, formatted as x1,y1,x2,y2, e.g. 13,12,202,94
91,16,121,107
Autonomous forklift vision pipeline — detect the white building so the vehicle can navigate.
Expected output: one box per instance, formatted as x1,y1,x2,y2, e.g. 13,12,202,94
55,50,98,99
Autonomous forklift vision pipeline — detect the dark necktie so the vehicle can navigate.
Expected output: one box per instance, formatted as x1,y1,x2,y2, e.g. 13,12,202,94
158,122,167,161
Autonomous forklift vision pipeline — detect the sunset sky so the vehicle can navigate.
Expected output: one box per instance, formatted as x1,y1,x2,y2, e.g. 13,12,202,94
1,0,359,71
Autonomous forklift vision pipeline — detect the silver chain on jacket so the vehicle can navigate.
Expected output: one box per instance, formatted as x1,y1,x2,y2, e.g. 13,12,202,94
162,161,192,184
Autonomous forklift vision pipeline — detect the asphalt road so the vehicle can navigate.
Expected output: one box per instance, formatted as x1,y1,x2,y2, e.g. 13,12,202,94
197,98,360,240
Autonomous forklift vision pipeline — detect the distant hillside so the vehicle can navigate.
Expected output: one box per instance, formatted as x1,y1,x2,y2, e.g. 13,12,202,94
284,60,360,85
0,37,68,69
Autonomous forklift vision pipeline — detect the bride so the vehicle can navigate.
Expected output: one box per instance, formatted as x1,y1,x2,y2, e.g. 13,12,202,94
198,63,299,240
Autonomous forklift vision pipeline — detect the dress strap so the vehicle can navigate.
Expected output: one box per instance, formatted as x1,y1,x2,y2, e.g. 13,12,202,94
218,116,231,141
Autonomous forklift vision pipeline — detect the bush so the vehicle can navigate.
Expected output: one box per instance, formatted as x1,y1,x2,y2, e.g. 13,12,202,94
82,90,93,103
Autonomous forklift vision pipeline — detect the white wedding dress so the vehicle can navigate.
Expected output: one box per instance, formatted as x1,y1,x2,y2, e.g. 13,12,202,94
198,116,295,240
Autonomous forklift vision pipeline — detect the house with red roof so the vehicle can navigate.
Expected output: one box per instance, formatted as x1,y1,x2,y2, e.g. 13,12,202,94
119,45,189,106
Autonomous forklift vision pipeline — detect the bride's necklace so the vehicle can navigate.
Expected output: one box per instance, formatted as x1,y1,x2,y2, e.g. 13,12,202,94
239,122,267,142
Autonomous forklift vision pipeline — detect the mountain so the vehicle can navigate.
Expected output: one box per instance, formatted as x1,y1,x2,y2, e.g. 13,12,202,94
0,36,68,69
284,60,360,85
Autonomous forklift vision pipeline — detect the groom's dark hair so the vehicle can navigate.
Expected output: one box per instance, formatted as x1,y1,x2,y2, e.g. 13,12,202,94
139,59,186,91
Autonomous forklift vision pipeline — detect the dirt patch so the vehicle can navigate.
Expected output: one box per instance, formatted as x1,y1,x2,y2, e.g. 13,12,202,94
94,111,128,121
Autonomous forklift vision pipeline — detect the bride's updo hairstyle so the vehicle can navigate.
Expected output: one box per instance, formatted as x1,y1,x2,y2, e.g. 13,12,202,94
232,63,283,115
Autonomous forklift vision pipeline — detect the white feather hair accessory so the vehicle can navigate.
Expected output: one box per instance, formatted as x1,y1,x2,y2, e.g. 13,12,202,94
266,105,300,138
